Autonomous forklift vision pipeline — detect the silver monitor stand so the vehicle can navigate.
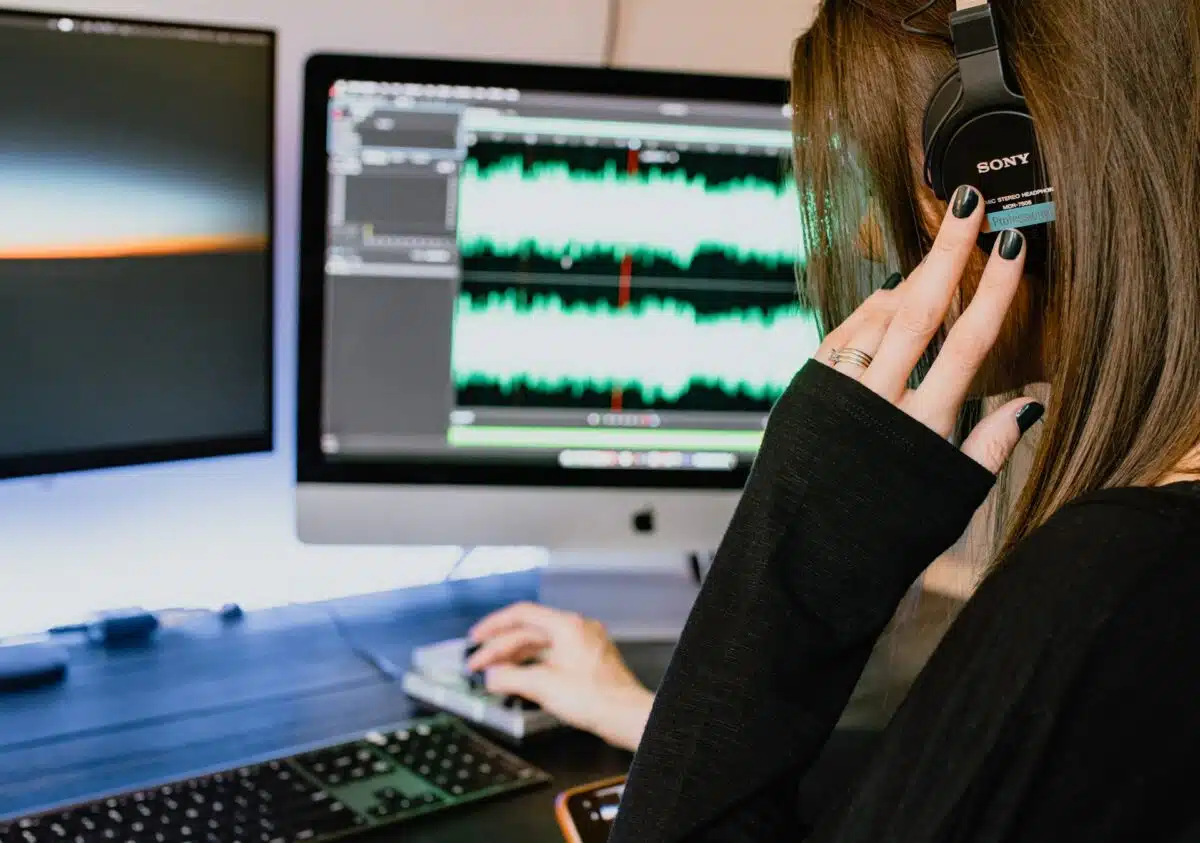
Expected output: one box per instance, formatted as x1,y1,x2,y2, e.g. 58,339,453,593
535,550,713,642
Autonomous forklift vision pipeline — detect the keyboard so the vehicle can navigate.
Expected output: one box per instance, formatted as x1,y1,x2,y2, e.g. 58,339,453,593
0,713,551,843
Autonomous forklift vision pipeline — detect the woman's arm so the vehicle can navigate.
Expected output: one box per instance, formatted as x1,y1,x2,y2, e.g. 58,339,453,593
610,187,1039,843
608,360,996,843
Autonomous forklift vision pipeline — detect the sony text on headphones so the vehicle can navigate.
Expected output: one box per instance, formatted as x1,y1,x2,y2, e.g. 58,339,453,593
921,0,1054,272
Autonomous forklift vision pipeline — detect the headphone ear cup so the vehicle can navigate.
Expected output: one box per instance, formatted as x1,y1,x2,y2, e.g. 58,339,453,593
923,67,964,197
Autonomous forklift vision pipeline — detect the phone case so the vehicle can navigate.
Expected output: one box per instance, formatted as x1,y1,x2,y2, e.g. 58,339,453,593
554,775,628,843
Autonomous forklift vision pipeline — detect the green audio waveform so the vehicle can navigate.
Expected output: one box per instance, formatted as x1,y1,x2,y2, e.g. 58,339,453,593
452,289,822,403
457,157,804,270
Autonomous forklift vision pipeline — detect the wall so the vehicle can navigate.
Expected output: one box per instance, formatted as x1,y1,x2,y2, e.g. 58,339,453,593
611,0,815,75
0,0,817,638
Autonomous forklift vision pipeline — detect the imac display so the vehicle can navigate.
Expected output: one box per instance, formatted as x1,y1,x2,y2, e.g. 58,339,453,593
297,56,818,548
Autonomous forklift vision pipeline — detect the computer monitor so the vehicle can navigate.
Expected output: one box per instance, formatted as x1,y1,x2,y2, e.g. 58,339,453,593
0,9,275,481
296,54,820,550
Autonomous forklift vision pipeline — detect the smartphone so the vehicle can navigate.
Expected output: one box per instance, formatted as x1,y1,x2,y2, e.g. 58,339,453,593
554,775,626,843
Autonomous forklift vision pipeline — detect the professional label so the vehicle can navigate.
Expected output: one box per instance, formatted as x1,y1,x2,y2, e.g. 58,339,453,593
987,199,1057,231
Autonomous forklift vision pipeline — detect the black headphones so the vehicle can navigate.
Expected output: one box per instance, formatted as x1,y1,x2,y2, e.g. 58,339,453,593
920,1,1054,272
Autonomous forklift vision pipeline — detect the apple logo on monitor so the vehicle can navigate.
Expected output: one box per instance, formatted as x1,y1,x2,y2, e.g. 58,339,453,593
632,507,655,534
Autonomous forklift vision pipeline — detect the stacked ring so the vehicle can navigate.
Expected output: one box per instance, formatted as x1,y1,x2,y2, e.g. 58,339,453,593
829,347,875,369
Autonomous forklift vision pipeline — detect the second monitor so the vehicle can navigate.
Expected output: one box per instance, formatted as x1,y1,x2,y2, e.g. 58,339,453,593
297,55,820,549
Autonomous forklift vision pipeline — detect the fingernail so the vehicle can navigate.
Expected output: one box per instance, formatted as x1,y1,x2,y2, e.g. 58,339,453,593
951,185,981,218
1016,401,1045,434
882,272,903,290
998,229,1025,261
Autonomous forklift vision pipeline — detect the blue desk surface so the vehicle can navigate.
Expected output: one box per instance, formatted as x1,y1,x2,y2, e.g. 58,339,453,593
0,570,890,841
0,572,651,842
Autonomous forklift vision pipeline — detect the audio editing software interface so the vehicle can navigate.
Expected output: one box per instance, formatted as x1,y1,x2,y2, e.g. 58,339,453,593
321,79,821,472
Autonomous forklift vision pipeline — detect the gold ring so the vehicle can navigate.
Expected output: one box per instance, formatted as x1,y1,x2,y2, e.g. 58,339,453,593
829,347,874,369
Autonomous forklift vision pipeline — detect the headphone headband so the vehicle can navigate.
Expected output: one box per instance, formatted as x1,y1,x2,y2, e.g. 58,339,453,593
921,0,1054,272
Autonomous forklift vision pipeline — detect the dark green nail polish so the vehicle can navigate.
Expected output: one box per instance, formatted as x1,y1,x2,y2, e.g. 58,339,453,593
998,229,1025,260
951,185,980,218
1016,402,1045,434
882,272,903,290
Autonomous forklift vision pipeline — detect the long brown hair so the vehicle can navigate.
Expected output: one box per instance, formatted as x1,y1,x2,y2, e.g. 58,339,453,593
790,0,1200,561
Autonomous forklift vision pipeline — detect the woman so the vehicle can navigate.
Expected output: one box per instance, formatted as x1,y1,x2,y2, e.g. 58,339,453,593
590,0,1198,841
482,1,1195,840
475,0,1199,837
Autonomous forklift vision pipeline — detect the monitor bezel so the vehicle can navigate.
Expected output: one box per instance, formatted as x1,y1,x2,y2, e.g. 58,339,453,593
0,7,277,482
298,53,792,490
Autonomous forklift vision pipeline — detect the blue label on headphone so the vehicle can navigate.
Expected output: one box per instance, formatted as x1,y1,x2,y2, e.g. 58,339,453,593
987,201,1057,231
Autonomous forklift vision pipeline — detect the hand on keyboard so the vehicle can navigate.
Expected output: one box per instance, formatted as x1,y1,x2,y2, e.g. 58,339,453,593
466,603,654,752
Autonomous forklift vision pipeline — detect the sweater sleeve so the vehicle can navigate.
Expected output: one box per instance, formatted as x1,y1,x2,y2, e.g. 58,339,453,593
608,359,996,843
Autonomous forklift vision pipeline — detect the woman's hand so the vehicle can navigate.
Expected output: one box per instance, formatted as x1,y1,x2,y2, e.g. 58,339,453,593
466,602,653,752
819,185,1043,471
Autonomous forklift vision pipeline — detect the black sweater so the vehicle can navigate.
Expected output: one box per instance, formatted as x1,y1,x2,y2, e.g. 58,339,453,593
607,360,1200,843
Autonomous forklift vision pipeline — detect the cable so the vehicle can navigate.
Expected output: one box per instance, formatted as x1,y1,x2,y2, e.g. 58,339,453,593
687,552,716,585
42,604,245,647
324,606,405,682
441,546,476,583
320,547,474,684
601,0,621,67
900,0,954,44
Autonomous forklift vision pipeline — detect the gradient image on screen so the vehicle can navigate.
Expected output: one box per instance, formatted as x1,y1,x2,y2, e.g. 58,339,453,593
0,19,272,467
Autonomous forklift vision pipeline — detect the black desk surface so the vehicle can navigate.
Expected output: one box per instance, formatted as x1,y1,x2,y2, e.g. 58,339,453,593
0,570,928,840
0,572,656,841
